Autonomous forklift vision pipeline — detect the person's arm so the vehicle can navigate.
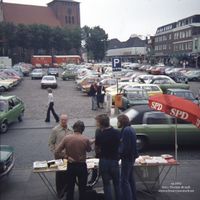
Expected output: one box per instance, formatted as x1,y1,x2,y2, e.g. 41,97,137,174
48,129,57,153
54,138,66,159
86,139,92,152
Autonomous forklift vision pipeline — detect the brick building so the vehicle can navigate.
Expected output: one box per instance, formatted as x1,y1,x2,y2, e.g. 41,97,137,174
0,0,80,28
154,15,200,68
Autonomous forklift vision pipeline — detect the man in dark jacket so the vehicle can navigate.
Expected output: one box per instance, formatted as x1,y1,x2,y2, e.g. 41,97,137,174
117,114,139,200
89,82,97,110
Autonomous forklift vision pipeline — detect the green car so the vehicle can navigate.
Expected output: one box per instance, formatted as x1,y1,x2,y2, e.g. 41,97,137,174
120,87,149,110
0,95,25,133
61,70,76,81
0,145,15,178
110,105,200,151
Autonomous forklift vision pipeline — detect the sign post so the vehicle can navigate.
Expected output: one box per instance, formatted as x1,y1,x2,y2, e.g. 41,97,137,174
112,58,122,115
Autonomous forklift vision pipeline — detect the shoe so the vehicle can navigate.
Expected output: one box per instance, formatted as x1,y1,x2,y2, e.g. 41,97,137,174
45,120,50,122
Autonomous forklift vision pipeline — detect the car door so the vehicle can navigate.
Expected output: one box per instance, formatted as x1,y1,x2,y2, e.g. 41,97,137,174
6,99,16,123
175,119,200,145
142,112,175,146
9,97,23,122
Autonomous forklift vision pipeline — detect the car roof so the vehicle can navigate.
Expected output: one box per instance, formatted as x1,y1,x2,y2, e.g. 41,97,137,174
0,95,16,100
167,88,192,92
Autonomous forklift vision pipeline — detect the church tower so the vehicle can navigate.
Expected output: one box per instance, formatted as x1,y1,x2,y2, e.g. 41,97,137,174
48,0,80,29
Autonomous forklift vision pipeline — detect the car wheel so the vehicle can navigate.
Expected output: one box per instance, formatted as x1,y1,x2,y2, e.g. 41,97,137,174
18,112,24,122
137,136,148,151
0,121,8,134
31,77,34,80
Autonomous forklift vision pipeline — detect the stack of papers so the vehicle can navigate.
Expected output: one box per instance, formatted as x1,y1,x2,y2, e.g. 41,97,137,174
33,161,48,169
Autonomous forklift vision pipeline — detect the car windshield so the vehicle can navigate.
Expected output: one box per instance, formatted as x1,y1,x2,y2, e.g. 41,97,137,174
0,100,7,112
126,91,147,100
43,77,54,81
175,91,195,100
124,109,139,121
33,69,42,73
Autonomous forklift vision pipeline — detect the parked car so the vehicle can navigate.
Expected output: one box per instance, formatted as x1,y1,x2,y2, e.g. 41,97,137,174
0,145,15,179
0,78,15,91
149,75,190,93
41,75,57,89
61,70,77,81
166,89,199,104
31,69,46,79
47,68,59,77
169,71,188,83
0,95,25,133
106,83,163,104
110,105,200,151
185,70,200,81
119,87,149,110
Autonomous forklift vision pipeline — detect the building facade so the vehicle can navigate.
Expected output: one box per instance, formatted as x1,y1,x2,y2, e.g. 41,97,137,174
0,0,80,29
106,36,147,63
154,15,200,68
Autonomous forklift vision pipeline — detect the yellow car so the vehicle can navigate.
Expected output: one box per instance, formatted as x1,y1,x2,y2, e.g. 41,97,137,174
106,83,163,104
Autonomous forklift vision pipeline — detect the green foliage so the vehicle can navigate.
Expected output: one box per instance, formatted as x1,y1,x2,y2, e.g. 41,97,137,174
0,22,82,57
82,26,108,61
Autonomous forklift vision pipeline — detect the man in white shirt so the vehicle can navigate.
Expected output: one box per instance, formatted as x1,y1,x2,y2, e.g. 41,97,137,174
45,88,59,122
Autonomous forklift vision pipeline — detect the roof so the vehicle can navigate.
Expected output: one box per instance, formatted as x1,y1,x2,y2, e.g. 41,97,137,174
2,3,61,27
0,95,15,100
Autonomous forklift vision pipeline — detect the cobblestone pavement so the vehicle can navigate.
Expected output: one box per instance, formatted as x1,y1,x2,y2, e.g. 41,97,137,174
3,74,200,121
4,77,106,120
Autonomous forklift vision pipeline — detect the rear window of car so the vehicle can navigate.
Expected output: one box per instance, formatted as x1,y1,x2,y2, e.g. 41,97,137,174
143,112,171,124
43,77,55,80
0,100,7,112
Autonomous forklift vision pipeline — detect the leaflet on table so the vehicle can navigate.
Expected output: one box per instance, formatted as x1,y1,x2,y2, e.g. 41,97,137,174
135,155,175,165
33,159,67,169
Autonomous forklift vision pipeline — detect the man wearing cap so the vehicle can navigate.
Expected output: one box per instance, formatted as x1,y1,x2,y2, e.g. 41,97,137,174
49,114,73,199
55,120,92,200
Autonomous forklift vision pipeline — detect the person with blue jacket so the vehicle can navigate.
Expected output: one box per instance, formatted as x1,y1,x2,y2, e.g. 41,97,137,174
117,114,139,200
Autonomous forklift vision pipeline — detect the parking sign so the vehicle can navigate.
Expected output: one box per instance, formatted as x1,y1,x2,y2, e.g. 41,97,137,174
112,58,122,71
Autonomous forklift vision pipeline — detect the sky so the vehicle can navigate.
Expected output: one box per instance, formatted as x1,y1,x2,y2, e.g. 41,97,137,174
3,0,200,41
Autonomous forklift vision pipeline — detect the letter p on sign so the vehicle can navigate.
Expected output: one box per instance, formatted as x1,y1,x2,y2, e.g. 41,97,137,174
112,58,122,71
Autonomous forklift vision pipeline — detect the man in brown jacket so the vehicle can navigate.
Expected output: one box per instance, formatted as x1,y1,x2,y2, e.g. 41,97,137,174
48,114,73,199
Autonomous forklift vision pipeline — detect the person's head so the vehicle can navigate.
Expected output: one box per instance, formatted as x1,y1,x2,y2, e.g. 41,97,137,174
117,114,130,128
95,114,110,129
72,120,85,134
60,114,68,128
47,88,52,93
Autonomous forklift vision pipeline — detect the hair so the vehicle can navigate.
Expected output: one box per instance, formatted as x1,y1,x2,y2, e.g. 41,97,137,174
117,114,130,127
95,114,110,129
47,88,52,93
72,120,85,133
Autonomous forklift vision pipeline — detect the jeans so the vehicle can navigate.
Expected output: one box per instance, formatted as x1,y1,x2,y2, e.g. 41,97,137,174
99,159,121,200
91,96,97,110
45,102,59,122
66,162,88,200
55,171,68,198
121,160,137,200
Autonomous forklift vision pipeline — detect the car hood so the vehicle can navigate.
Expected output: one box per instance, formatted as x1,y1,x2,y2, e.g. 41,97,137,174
0,151,12,162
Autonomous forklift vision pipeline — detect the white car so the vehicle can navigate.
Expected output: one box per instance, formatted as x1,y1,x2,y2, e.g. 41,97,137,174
31,69,46,79
41,75,57,89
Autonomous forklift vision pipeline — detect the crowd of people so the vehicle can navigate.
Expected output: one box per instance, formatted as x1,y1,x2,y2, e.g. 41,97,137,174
48,113,138,200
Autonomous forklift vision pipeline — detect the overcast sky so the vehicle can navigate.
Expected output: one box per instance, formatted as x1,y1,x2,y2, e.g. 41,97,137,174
3,0,200,41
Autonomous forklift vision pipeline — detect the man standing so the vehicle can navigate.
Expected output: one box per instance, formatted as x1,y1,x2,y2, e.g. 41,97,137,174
95,114,121,200
117,114,139,200
45,88,59,122
55,121,91,200
97,82,106,109
89,82,97,110
49,114,73,199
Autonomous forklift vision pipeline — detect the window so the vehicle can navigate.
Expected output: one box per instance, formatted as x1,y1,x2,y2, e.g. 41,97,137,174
188,30,192,37
72,16,75,24
195,39,198,50
65,16,68,24
188,42,192,50
169,34,172,40
143,112,170,124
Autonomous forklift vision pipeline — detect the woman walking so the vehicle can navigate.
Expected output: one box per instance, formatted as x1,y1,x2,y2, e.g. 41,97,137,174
45,88,59,123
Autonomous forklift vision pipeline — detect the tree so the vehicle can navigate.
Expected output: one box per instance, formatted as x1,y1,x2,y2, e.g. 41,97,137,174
82,26,108,61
